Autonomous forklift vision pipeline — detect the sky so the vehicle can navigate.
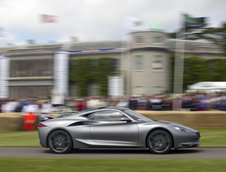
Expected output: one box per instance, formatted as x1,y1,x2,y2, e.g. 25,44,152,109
0,0,226,46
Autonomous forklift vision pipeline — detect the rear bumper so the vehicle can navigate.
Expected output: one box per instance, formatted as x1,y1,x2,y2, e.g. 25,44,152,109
38,127,51,148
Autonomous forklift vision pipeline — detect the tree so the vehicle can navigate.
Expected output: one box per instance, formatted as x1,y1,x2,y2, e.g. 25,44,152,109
170,56,226,91
186,23,226,56
168,23,226,55
69,57,116,97
183,57,209,90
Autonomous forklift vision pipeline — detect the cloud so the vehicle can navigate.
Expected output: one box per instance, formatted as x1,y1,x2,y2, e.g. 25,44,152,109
0,0,225,44
0,28,16,46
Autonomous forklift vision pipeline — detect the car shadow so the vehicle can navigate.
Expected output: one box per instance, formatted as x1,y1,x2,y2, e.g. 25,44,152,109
44,148,203,154
169,148,203,154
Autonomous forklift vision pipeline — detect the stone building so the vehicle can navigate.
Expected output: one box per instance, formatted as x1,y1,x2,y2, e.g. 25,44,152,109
0,30,225,98
0,44,61,98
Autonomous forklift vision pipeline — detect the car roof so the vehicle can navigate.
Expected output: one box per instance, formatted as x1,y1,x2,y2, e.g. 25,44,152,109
75,106,128,116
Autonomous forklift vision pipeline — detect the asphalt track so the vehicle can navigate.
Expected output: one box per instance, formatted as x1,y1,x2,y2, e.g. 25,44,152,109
0,147,226,159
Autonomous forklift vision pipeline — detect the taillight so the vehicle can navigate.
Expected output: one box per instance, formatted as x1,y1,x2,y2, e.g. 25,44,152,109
38,123,47,127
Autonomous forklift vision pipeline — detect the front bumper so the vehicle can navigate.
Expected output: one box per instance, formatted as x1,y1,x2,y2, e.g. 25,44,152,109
176,141,200,148
174,131,201,148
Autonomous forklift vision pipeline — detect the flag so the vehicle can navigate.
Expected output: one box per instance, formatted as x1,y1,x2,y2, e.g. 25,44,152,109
40,14,57,23
183,14,207,29
124,17,148,31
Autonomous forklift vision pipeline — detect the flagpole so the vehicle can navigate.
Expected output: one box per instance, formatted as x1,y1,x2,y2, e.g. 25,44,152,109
120,21,130,96
127,33,131,96
120,26,127,96
173,14,185,110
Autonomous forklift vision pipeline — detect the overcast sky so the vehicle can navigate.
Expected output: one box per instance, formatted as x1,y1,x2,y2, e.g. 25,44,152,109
0,0,226,45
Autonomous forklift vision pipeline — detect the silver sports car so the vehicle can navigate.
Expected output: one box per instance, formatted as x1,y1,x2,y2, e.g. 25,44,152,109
38,107,200,154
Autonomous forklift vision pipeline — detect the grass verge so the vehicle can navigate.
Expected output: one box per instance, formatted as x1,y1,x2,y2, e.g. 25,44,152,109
0,129,226,147
199,129,226,147
0,131,40,147
0,159,226,172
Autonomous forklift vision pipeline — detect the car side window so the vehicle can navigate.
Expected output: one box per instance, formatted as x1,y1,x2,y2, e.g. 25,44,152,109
88,110,126,121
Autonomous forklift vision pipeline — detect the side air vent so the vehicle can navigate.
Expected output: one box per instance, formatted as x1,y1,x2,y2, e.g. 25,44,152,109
68,121,86,127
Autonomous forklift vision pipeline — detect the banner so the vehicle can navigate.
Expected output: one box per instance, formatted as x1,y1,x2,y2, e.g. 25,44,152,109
68,48,126,54
108,76,124,96
54,51,69,98
0,55,9,98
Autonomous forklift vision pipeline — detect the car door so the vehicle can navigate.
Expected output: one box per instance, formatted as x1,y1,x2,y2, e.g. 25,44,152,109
88,110,139,147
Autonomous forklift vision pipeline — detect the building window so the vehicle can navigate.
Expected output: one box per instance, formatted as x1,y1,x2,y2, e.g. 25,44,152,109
9,86,52,98
134,55,144,71
135,36,144,43
154,36,163,43
10,59,53,77
152,55,163,71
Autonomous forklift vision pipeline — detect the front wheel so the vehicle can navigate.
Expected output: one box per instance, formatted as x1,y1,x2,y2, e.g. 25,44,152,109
48,130,73,154
147,129,172,154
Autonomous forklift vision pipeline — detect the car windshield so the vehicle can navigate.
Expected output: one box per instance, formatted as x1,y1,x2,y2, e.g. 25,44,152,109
63,109,92,118
123,109,152,122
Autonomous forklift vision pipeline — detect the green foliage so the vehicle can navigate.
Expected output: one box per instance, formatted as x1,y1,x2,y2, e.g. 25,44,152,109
171,56,226,91
69,57,116,97
169,23,226,56
167,32,177,39
183,57,208,89
186,23,226,56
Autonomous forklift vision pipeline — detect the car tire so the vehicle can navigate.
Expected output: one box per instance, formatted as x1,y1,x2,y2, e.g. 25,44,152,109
48,130,73,154
147,129,172,154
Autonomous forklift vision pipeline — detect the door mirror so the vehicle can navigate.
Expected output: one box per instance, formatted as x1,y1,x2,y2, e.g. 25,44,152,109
120,117,132,123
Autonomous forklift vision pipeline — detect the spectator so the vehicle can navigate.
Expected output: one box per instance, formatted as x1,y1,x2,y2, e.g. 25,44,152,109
76,99,86,111
216,98,226,111
137,97,147,110
150,97,162,111
161,97,172,111
40,101,55,114
1,100,19,112
128,97,137,110
22,102,40,114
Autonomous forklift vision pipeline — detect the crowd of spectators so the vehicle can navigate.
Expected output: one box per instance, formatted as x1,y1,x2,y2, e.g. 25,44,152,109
1,92,226,114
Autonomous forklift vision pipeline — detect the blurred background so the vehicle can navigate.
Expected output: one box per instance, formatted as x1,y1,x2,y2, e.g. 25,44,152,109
1,2,226,170
0,0,226,113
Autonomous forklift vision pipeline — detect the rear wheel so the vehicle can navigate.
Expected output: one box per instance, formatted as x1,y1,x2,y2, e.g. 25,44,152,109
147,129,172,154
48,130,73,154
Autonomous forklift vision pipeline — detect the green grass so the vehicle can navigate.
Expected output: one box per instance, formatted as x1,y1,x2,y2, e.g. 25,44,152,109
199,129,226,147
0,129,226,147
0,159,226,172
0,131,40,147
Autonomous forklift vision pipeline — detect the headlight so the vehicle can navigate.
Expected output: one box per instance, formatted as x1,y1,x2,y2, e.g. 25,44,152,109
174,126,191,132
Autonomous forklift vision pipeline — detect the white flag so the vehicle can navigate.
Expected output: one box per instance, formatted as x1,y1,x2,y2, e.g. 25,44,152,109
124,17,148,31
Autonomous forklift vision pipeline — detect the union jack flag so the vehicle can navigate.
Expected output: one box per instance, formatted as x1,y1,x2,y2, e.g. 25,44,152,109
40,14,57,23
